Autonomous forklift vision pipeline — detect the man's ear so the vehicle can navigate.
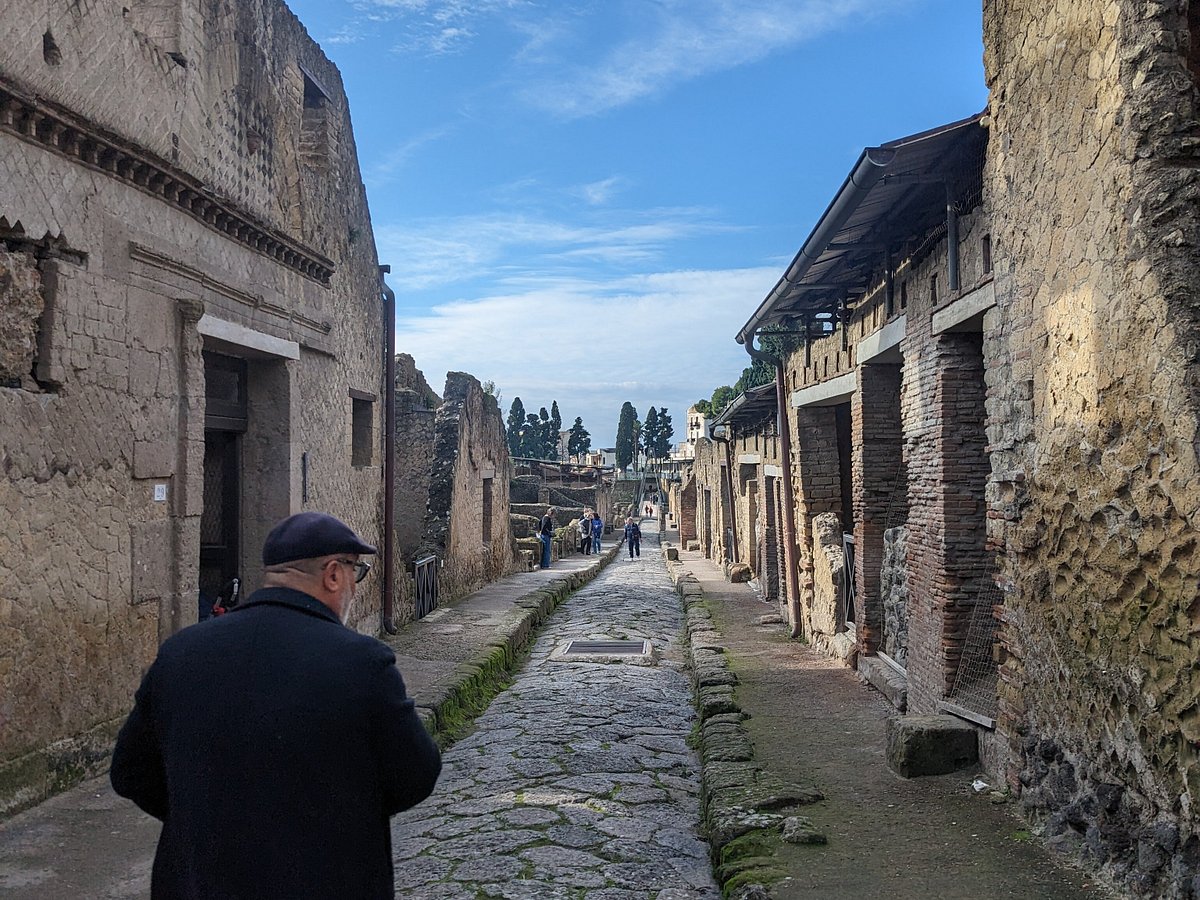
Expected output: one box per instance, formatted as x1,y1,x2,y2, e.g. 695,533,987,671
320,558,343,593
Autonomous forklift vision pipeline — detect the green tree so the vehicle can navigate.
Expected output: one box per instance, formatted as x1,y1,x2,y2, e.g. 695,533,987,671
524,413,543,458
538,407,556,458
482,380,502,407
693,399,712,416
506,397,526,457
709,385,736,417
642,407,660,467
615,402,638,471
567,417,591,460
655,407,674,459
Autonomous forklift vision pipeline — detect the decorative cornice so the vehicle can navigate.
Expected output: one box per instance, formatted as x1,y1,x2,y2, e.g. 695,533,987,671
0,80,334,286
130,242,332,336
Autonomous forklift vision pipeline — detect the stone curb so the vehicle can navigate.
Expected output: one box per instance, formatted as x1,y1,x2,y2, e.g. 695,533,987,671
414,543,623,741
665,552,827,900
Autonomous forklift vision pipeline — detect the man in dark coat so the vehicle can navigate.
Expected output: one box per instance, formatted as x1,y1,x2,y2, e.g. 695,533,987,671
111,511,442,899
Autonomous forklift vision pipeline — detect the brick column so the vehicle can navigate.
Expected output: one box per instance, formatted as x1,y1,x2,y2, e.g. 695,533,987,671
851,363,904,657
904,331,991,713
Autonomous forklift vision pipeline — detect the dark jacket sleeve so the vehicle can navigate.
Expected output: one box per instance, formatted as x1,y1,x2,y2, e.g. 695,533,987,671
110,664,169,821
369,651,441,816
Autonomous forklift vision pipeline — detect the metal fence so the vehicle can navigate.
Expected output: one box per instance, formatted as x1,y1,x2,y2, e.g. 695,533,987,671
414,555,439,620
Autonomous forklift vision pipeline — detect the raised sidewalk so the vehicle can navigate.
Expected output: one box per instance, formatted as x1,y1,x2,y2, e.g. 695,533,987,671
665,535,1112,900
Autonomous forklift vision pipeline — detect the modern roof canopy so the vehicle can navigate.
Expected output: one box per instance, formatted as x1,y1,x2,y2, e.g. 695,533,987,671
710,382,777,432
736,112,987,348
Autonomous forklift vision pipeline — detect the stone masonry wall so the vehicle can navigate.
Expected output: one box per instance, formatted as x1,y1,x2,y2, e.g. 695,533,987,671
984,2,1200,894
881,526,910,667
1,0,385,813
421,371,519,607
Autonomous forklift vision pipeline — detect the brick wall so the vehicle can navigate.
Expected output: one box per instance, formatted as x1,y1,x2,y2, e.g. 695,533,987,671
791,406,844,637
852,364,904,656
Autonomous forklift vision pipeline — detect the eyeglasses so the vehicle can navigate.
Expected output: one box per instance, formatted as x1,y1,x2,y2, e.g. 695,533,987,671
331,558,372,583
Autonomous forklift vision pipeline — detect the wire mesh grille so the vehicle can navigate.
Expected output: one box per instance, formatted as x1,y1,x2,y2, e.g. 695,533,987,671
946,581,1002,719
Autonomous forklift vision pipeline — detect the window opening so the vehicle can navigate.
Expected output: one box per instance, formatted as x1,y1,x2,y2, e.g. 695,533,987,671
900,280,908,310
43,31,61,66
930,273,939,306
301,70,330,171
351,396,373,467
482,477,493,544
982,234,992,274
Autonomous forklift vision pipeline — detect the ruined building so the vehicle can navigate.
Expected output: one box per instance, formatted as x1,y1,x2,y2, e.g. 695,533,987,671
392,363,521,620
1,1,388,813
684,4,1200,895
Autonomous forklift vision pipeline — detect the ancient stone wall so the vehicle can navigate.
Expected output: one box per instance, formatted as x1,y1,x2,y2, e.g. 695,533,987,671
0,0,385,814
984,2,1200,892
809,512,845,645
393,389,436,571
420,372,519,606
880,526,909,667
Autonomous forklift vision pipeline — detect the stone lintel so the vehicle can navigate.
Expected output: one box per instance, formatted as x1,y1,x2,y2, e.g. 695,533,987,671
736,453,761,465
790,371,856,408
931,279,996,335
197,314,300,360
856,314,906,364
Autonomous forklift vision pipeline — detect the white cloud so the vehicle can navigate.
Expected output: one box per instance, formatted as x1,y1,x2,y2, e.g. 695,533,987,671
395,266,780,445
576,176,627,206
374,208,739,291
519,0,898,118
363,125,456,188
350,0,529,55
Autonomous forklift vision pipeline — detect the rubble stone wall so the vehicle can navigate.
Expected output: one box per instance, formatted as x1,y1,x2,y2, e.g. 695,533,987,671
810,512,845,641
881,526,909,667
984,2,1200,893
421,372,519,606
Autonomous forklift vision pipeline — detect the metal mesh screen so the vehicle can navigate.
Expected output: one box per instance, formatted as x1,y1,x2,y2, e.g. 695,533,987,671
946,582,1002,719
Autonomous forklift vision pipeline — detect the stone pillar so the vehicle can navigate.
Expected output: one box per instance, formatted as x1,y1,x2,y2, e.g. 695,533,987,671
852,363,904,657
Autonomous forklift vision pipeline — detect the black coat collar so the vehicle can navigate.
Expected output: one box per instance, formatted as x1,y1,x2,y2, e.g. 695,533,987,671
236,586,342,625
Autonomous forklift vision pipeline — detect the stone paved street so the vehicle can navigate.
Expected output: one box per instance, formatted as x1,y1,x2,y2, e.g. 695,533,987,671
389,520,719,899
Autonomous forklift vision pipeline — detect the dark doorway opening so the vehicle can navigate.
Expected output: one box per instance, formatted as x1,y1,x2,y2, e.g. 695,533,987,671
201,352,247,618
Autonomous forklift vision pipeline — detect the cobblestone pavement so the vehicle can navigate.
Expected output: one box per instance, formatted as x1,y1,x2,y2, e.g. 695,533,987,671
390,520,718,899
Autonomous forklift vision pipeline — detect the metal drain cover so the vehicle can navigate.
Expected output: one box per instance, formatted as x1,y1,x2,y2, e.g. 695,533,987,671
550,638,657,665
564,640,649,655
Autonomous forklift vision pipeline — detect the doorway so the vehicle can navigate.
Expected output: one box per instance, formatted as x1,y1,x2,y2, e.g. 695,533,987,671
200,352,247,617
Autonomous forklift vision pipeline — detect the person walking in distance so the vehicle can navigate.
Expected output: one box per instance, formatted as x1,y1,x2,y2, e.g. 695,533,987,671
624,515,642,559
578,511,592,555
110,511,442,899
591,510,604,553
539,507,555,568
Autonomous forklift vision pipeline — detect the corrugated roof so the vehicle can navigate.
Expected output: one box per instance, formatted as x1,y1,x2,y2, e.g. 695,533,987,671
737,112,987,345
711,381,777,432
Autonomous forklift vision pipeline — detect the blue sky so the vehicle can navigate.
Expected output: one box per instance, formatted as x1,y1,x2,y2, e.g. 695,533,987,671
287,0,987,447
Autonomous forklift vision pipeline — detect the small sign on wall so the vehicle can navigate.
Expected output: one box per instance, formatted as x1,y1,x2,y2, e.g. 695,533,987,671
154,483,168,502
